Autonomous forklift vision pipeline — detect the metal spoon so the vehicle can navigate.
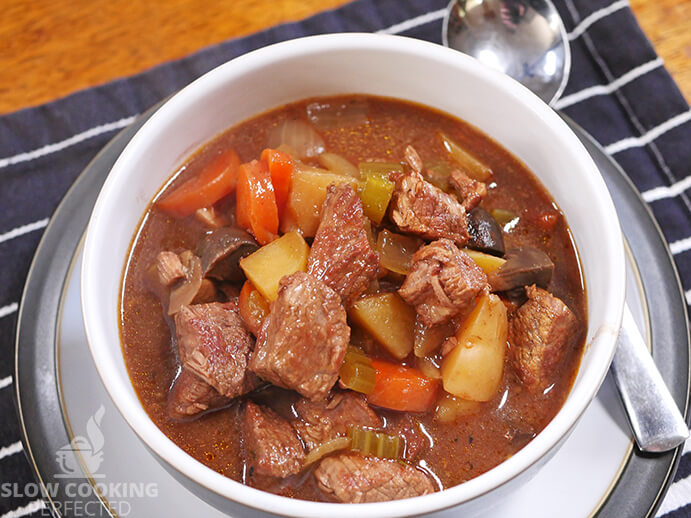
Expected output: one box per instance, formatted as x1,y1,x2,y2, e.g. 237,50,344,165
443,0,688,452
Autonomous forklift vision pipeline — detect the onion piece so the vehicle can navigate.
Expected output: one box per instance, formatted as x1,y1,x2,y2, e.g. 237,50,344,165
318,152,360,178
267,119,325,159
168,251,203,315
303,437,352,467
439,132,492,181
306,99,369,130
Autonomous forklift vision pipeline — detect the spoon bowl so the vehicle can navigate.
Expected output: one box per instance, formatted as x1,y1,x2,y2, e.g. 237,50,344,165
442,0,570,105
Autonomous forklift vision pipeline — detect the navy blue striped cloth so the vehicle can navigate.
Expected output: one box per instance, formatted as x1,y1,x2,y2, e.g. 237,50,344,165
0,0,689,516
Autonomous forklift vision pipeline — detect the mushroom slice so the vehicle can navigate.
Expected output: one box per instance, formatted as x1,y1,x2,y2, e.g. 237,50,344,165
197,227,259,282
487,247,554,292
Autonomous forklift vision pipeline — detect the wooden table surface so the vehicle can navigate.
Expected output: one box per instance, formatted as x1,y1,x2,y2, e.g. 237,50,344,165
1,0,689,116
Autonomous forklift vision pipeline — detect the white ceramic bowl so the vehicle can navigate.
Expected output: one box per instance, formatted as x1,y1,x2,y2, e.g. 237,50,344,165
81,33,625,517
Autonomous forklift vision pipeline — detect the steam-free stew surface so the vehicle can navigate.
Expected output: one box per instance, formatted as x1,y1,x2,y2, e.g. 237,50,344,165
120,96,585,501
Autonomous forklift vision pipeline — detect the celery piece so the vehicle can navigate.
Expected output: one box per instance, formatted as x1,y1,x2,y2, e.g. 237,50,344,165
339,348,377,394
348,427,401,460
358,162,403,178
358,174,395,224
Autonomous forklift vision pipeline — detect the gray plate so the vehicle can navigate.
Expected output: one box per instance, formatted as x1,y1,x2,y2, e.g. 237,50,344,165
14,109,690,517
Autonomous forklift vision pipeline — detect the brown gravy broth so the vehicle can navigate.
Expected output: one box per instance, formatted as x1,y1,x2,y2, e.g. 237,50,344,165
120,95,586,501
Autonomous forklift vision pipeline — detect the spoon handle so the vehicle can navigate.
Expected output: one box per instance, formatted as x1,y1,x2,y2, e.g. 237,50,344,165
610,304,688,452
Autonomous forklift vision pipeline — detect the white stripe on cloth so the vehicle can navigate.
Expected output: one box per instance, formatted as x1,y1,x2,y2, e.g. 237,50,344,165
670,236,691,256
0,500,46,518
604,110,691,155
0,303,18,319
376,8,446,35
0,219,49,245
0,442,23,461
642,175,691,203
0,115,137,171
0,376,12,390
567,0,629,41
554,58,663,110
656,463,691,517
686,289,691,306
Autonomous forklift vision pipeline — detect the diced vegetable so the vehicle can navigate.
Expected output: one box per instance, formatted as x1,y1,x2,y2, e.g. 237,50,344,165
434,393,482,424
238,280,270,336
487,246,554,292
306,99,369,130
490,208,520,231
358,173,395,224
168,251,203,315
423,161,454,191
368,359,440,412
339,346,377,395
439,132,492,181
358,162,403,178
348,426,401,460
235,159,279,246
349,293,416,360
282,169,358,236
239,231,309,301
261,148,294,218
266,119,325,158
467,207,505,256
318,152,360,178
304,437,352,466
414,320,455,358
157,149,240,217
376,229,423,275
416,356,441,380
441,293,508,401
463,248,507,274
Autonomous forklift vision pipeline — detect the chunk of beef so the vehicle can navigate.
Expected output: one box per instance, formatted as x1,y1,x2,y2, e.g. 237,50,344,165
168,369,230,420
314,454,436,503
243,401,305,478
449,169,487,211
399,239,488,326
307,184,380,304
390,171,469,246
249,271,349,400
508,285,580,390
403,145,423,173
292,392,382,450
175,301,256,398
155,251,186,286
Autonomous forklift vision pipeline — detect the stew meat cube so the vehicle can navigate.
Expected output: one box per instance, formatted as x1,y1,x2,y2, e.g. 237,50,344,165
167,369,231,420
314,454,436,503
449,168,487,211
292,392,382,450
508,285,580,390
307,183,381,304
399,239,488,326
390,171,470,246
249,271,350,400
243,401,305,478
174,301,256,398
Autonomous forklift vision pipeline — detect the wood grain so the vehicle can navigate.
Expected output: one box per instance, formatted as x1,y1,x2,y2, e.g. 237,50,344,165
0,0,688,115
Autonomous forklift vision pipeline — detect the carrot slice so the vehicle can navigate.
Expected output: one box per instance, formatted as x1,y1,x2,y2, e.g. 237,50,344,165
261,148,294,218
236,159,279,245
238,280,270,336
367,359,440,413
158,149,240,217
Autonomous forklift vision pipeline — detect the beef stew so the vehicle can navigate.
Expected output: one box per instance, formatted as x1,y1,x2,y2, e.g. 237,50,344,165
120,95,586,503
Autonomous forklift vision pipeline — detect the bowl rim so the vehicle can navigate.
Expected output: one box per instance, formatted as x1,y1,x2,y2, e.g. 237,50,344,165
81,32,625,517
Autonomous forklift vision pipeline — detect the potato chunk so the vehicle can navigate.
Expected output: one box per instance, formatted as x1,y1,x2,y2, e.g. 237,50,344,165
349,293,416,360
282,169,358,236
239,231,309,301
441,293,507,401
